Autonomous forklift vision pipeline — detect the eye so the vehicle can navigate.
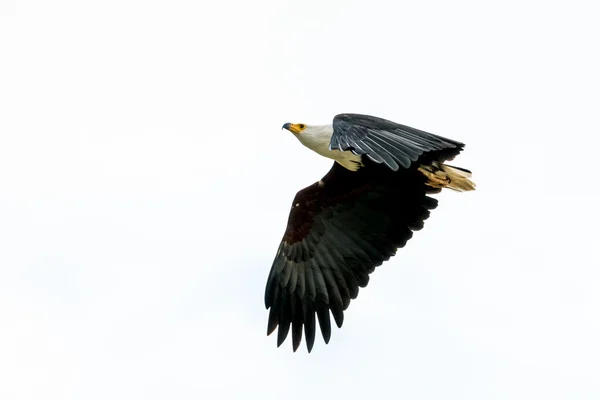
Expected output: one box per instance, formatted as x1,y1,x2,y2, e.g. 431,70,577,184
299,124,306,129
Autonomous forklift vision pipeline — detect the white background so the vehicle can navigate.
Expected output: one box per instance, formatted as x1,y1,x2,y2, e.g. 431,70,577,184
1,1,599,399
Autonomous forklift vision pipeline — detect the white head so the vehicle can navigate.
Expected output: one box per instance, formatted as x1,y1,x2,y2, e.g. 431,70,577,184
280,121,361,170
281,122,333,137
281,121,335,154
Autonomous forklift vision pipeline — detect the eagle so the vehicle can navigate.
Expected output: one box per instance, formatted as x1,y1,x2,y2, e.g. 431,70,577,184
265,113,475,352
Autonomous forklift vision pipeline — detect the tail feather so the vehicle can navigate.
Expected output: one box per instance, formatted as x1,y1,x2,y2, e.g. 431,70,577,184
418,162,476,192
442,164,476,191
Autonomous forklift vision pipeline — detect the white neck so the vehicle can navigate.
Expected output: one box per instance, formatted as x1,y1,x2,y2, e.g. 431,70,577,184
295,124,333,153
294,124,362,171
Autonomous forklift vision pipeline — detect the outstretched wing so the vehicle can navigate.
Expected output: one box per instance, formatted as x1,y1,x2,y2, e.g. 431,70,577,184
330,113,465,171
265,161,439,352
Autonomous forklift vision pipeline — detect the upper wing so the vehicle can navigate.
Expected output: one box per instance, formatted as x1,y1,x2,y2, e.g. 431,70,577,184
330,113,465,171
264,161,438,352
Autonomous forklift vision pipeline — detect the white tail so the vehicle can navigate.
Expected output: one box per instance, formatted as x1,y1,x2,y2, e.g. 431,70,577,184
418,162,476,192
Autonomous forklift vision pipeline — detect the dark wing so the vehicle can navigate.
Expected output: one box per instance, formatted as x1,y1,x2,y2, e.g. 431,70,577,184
265,160,441,352
331,113,465,171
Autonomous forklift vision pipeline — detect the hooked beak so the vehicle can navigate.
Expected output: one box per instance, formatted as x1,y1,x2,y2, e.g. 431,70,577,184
281,123,302,134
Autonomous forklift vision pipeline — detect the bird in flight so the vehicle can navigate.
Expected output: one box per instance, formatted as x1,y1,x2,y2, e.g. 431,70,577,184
265,113,475,352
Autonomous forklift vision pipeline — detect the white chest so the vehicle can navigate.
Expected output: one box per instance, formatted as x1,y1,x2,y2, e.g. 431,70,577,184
295,125,363,171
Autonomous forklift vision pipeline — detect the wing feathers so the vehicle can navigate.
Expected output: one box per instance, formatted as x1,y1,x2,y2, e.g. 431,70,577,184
287,264,298,294
266,285,280,335
303,302,316,352
311,260,329,304
322,268,344,328
316,304,331,344
279,260,293,288
363,137,401,170
331,113,465,171
366,133,414,166
291,296,303,352
295,265,306,298
304,263,316,302
276,291,291,347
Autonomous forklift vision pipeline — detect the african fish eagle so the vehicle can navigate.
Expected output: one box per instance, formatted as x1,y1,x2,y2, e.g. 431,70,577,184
265,113,475,352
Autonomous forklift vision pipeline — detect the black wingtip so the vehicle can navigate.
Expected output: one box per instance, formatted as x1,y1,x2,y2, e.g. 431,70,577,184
277,330,288,347
266,308,278,336
304,304,316,353
291,324,303,353
332,311,344,329
317,307,331,344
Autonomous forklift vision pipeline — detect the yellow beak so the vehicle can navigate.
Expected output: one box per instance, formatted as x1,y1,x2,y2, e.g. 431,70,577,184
282,123,303,134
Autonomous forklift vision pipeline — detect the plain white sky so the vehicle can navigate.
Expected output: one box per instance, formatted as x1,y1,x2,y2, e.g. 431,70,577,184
1,0,599,399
